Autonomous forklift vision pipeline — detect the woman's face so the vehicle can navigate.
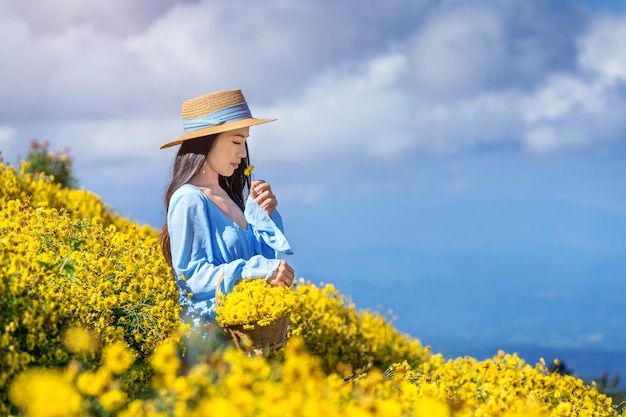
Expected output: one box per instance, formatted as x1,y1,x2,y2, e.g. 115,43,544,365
205,127,249,178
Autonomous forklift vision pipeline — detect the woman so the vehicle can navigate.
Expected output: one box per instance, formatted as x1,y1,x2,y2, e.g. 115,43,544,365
158,89,295,328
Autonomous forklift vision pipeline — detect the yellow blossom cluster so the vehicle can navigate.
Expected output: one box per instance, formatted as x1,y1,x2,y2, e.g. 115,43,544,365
9,329,135,416
0,158,142,232
216,278,300,327
1,154,620,417
387,351,618,416
9,334,619,417
0,200,180,414
243,164,255,177
288,279,431,376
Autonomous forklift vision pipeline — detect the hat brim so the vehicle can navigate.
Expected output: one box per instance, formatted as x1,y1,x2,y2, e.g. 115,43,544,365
160,117,277,149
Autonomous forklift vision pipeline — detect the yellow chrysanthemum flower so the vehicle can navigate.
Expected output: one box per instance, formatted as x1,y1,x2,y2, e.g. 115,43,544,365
9,368,83,417
0,158,620,417
216,278,299,327
98,388,127,412
64,327,98,354
103,342,135,374
150,342,180,376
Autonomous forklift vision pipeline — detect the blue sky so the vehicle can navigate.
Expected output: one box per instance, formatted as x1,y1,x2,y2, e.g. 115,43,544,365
1,0,625,355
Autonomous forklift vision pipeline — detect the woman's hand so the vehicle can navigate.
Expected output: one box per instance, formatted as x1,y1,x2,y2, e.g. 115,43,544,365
267,260,294,288
251,179,278,216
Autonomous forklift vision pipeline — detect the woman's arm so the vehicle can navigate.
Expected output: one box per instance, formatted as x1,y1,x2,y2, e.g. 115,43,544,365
168,189,280,320
245,180,293,257
175,253,281,320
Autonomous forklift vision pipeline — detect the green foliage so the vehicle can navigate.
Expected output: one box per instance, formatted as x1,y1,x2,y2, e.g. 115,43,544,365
1,156,130,231
592,371,626,412
2,144,622,417
0,200,180,415
0,161,431,414
22,139,78,188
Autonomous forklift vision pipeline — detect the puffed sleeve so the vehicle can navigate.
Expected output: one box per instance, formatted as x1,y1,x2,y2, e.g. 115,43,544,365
244,195,294,258
168,189,281,320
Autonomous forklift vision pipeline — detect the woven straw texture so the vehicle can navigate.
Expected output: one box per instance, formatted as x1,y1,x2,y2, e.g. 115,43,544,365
159,88,276,149
182,89,246,119
223,314,290,354
215,273,290,354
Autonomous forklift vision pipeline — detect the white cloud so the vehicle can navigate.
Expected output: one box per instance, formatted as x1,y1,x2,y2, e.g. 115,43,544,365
251,51,525,162
408,3,507,96
523,74,608,123
0,8,152,119
520,15,626,152
60,116,179,156
0,126,15,144
522,125,588,153
250,52,414,163
579,15,626,83
248,0,626,160
3,0,178,36
2,0,626,173
124,2,223,85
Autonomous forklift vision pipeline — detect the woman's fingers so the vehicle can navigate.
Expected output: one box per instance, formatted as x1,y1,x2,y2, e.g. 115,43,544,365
281,261,294,283
251,180,268,196
252,180,277,215
268,260,294,287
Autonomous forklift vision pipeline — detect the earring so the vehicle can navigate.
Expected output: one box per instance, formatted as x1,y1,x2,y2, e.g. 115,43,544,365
202,162,206,174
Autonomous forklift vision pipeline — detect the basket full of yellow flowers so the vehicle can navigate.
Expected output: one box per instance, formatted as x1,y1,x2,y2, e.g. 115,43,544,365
216,277,299,353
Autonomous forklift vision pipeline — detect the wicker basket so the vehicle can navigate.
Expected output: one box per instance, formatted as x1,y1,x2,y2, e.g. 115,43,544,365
222,314,290,354
216,274,290,354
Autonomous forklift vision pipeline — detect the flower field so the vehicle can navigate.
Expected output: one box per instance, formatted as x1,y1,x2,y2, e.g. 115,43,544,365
0,158,620,416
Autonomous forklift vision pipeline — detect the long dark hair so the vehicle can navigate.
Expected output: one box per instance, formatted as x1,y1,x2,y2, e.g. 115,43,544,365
158,134,251,268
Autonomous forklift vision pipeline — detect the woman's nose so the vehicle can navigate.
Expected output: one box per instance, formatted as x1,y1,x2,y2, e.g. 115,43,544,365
238,143,247,158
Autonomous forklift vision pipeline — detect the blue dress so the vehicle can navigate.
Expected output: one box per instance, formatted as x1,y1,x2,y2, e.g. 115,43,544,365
167,183,294,324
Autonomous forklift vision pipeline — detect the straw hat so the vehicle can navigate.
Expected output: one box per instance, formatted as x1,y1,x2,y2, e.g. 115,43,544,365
160,89,277,149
